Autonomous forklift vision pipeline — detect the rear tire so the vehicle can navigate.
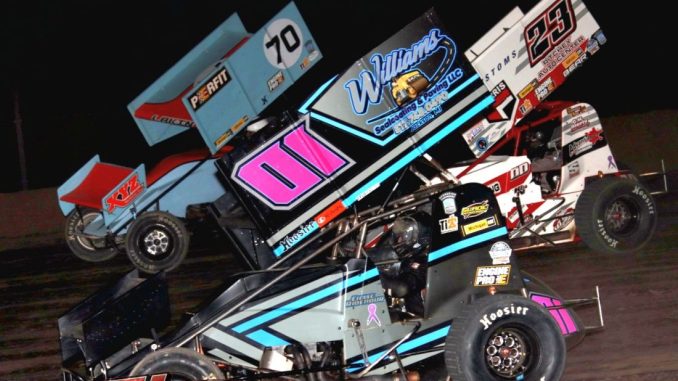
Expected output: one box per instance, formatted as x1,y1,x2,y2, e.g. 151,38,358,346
575,177,657,254
445,294,566,381
65,208,119,262
126,211,189,273
129,347,223,380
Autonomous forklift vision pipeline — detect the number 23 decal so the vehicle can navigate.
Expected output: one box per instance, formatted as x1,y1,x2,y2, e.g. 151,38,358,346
524,0,576,66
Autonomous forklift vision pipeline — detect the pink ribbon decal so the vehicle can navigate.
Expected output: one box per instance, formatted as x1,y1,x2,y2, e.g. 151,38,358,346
367,303,381,327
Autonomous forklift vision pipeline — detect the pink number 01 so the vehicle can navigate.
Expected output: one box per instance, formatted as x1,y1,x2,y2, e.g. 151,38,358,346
234,120,350,209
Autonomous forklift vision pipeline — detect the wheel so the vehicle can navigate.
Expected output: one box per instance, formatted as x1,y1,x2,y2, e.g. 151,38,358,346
445,294,566,381
129,347,223,380
126,211,190,273
64,207,119,262
574,177,657,254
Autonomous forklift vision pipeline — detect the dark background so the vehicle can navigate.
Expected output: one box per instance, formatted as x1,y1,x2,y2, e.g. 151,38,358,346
1,0,674,192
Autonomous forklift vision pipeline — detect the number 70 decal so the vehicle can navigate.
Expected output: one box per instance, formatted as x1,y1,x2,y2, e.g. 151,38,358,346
232,115,354,210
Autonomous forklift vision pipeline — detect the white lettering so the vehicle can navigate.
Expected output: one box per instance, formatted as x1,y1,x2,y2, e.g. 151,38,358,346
479,304,529,330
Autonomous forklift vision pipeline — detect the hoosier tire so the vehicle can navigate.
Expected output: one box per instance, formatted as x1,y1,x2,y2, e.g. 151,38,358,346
445,294,566,381
129,347,223,380
65,207,119,262
126,211,190,273
574,177,657,254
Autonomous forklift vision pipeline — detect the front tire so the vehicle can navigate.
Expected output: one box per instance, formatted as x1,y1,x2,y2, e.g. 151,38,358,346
575,177,657,254
129,347,223,380
445,294,566,381
126,211,189,273
65,207,119,262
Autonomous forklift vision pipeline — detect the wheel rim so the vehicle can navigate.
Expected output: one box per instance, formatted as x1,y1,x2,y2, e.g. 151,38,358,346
485,327,534,379
74,212,107,251
138,225,174,260
603,196,640,235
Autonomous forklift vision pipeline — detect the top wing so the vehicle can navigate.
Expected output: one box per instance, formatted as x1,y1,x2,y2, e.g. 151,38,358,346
128,2,322,153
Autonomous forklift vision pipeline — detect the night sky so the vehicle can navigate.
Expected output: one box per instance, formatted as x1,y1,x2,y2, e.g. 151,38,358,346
1,0,675,192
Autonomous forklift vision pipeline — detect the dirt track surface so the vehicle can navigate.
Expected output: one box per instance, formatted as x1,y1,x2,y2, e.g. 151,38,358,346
1,195,677,381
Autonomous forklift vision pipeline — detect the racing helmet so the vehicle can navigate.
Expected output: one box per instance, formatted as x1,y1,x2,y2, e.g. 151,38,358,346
390,214,431,255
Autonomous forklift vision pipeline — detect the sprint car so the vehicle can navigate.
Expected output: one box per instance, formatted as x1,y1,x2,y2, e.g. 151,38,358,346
438,100,658,255
59,0,608,380
56,2,322,273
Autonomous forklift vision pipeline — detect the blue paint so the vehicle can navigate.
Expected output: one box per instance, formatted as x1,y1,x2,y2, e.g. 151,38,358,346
233,268,380,333
343,94,494,206
309,112,398,146
349,325,451,371
246,329,290,347
428,227,508,262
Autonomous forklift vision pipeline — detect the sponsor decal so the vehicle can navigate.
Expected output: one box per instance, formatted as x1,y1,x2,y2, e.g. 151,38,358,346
519,99,533,115
483,50,518,83
279,220,319,252
305,40,320,61
105,174,144,213
535,77,555,101
567,161,580,177
462,216,497,236
480,304,529,330
552,207,575,231
345,292,385,308
150,114,196,128
595,218,618,248
632,185,655,215
562,50,581,68
215,130,232,147
315,200,348,228
566,104,587,117
489,241,512,265
463,124,484,144
439,192,457,215
535,36,583,81
566,128,605,161
518,80,537,99
474,265,511,287
476,137,489,152
486,82,516,123
231,115,249,133
585,127,603,144
188,68,231,110
366,303,382,327
563,52,587,77
344,29,447,115
268,71,285,92
567,116,590,135
372,71,462,136
300,56,311,70
460,200,489,219
356,183,380,202
439,215,459,234
215,115,249,147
